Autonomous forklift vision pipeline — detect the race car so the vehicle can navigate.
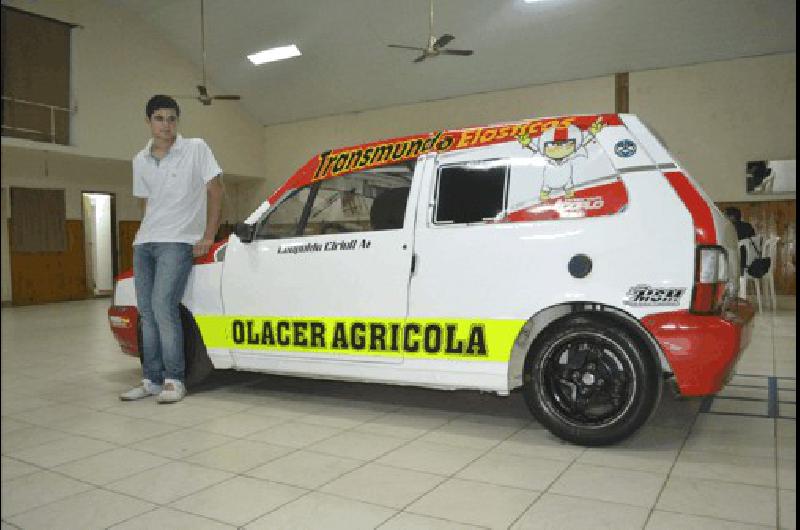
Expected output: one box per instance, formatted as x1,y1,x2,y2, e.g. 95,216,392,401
110,113,754,446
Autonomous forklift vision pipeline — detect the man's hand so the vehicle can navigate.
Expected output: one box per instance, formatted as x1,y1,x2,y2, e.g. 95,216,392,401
193,238,214,257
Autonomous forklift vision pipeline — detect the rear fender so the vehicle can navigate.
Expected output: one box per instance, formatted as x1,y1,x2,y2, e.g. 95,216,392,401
508,302,670,391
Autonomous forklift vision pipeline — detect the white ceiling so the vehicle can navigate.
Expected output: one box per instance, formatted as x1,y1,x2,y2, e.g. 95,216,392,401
118,0,796,127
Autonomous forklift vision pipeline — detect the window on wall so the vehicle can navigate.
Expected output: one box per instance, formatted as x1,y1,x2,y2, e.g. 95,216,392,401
10,187,67,252
1,6,74,145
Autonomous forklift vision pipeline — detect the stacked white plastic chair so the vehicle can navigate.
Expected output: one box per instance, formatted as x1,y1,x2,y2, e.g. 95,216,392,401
738,238,763,313
761,236,780,310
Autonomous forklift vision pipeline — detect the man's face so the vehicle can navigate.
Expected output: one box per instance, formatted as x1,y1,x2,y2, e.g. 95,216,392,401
147,108,178,142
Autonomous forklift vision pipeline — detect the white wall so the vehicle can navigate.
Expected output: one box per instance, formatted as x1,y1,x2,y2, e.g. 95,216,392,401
2,147,142,221
0,188,10,303
1,147,244,223
1,0,265,179
631,53,796,202
250,76,615,215
1,0,793,304
1,0,258,303
246,53,795,218
1,147,247,302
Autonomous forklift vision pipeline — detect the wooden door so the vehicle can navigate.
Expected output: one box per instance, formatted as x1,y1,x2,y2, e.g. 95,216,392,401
117,220,140,274
716,200,796,295
9,219,87,305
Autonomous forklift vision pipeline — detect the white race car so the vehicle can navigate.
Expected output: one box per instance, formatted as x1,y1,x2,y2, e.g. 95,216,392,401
110,113,754,446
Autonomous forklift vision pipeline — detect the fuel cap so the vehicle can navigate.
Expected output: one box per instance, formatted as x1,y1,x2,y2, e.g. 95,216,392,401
568,254,592,278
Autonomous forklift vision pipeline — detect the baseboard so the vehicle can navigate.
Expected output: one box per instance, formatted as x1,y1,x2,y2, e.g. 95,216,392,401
741,294,796,311
776,295,796,310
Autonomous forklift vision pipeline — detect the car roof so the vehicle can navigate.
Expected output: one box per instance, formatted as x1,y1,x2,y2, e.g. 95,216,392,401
268,113,624,204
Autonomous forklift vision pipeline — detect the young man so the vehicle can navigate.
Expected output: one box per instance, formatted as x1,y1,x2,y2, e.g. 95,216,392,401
120,95,223,403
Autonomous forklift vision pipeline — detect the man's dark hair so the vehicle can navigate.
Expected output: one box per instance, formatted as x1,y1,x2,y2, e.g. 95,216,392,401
145,95,180,119
724,207,742,222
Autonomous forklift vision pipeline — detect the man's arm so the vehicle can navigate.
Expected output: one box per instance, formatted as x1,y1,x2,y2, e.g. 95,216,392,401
193,175,224,257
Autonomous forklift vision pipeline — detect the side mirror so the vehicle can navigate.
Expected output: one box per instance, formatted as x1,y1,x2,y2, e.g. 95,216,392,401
234,222,255,243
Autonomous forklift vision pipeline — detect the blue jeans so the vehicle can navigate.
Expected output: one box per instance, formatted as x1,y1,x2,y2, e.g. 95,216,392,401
133,243,193,384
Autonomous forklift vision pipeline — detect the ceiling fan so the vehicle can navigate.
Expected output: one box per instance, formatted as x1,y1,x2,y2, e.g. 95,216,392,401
175,0,241,105
387,0,474,63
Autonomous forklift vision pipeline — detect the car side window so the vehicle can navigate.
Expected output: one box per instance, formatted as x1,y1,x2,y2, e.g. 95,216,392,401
302,162,414,236
255,186,313,240
434,162,508,224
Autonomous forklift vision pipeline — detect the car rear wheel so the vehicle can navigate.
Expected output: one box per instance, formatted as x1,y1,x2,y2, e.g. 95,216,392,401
523,315,661,446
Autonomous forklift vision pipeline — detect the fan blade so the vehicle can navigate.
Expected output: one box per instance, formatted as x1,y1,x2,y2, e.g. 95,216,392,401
211,95,241,100
434,34,455,49
197,85,209,97
441,49,473,56
413,54,427,63
388,44,427,51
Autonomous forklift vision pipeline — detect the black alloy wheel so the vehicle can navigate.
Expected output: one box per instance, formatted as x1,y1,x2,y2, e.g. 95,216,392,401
523,314,661,446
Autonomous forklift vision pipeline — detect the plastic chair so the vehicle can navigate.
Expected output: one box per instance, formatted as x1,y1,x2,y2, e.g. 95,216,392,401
761,236,780,310
754,174,775,193
738,239,763,313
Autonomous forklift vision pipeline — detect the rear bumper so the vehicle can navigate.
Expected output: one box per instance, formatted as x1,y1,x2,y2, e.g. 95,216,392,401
108,305,139,357
642,298,755,396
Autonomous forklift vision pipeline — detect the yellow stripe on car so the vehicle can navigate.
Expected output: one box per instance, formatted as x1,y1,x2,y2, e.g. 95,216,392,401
195,316,526,362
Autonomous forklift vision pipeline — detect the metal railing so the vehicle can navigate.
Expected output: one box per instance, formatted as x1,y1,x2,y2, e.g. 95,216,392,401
1,96,73,144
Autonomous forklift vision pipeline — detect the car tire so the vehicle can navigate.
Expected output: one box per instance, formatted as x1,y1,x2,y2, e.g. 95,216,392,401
179,305,214,389
135,307,213,389
523,314,662,446
136,318,144,366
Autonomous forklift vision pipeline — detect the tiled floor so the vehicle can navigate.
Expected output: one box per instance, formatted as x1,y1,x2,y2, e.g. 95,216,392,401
1,299,796,529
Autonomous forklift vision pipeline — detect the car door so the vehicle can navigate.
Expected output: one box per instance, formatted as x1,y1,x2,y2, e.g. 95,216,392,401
220,160,421,365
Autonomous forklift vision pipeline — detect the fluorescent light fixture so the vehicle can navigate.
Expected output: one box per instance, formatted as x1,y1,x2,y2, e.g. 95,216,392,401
247,44,301,65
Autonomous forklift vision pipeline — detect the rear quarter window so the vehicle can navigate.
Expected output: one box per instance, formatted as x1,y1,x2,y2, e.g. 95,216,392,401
435,163,508,224
430,123,632,225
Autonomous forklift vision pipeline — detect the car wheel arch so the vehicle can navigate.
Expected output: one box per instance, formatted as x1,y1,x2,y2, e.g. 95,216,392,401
135,304,214,389
507,302,669,392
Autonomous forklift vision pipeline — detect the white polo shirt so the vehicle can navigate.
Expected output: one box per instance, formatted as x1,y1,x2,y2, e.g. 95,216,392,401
132,135,222,245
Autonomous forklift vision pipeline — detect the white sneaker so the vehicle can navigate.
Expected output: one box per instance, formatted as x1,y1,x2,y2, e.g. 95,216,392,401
156,379,186,404
120,379,162,401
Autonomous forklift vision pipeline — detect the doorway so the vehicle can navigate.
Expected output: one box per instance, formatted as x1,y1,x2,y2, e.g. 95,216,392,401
81,192,117,297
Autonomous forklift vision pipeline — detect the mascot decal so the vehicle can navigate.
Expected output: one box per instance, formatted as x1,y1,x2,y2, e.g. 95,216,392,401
517,117,605,200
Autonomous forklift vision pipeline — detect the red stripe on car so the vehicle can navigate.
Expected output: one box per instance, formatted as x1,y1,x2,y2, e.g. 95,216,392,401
663,171,716,245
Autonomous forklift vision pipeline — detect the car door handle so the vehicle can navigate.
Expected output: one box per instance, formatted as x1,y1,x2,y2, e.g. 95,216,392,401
411,253,417,275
